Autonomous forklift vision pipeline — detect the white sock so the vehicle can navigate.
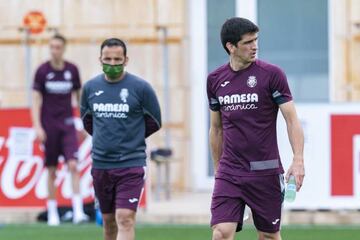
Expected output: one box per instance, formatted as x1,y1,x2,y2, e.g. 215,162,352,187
47,200,58,218
72,194,84,217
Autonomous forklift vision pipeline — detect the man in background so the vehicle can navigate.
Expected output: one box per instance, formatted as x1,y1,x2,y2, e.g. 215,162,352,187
81,38,161,240
31,34,88,226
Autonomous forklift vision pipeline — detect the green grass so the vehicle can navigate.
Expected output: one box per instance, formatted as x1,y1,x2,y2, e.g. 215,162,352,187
0,224,360,240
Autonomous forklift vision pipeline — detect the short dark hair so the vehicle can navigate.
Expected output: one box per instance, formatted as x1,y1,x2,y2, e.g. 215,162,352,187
221,17,259,54
100,38,127,56
51,34,67,45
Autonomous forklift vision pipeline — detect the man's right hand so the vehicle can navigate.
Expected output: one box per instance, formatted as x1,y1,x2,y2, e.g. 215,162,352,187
35,126,46,142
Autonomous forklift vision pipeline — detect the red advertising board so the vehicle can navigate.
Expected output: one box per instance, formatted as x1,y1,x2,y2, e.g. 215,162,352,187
0,108,146,209
0,108,93,207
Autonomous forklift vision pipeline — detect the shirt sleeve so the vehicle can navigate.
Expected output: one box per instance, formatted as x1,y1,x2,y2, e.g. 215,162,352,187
72,65,81,91
270,68,293,105
207,75,220,111
32,67,45,93
142,82,162,138
80,84,93,135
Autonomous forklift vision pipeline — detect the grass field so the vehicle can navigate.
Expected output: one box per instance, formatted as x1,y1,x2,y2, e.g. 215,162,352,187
0,224,360,240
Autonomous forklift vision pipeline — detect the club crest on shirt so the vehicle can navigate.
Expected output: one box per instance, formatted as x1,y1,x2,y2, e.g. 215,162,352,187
247,76,257,88
120,88,129,103
64,70,72,81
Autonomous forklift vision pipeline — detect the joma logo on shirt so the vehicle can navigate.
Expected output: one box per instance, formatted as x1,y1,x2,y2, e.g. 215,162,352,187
218,93,258,105
93,103,129,113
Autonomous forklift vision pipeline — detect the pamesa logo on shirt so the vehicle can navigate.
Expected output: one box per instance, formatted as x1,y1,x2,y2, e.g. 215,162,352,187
218,93,259,111
92,89,131,118
93,102,129,119
91,89,130,119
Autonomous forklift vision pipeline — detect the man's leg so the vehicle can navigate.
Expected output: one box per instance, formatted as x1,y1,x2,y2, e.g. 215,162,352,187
242,175,284,240
112,167,145,240
115,209,136,240
44,127,61,226
47,166,57,200
47,166,60,226
63,125,87,224
67,160,87,223
103,213,117,240
91,168,118,239
212,222,237,240
68,159,80,194
257,231,282,240
210,173,245,240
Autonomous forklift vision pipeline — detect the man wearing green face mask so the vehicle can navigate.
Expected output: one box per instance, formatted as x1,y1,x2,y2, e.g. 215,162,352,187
80,38,162,240
102,63,124,80
99,39,128,82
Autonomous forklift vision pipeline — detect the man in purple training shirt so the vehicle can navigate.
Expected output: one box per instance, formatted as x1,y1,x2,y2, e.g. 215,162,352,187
31,34,88,226
207,18,305,240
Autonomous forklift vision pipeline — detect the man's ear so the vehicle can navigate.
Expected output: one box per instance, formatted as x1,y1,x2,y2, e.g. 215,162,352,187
99,56,102,66
124,56,129,66
225,42,235,54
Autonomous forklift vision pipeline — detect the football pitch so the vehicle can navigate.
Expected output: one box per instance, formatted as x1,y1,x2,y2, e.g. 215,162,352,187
0,224,359,240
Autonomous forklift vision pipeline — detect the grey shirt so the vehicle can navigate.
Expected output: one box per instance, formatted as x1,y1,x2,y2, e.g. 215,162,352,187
80,73,161,169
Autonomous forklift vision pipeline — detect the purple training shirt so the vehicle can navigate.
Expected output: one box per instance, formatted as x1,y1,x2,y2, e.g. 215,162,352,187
33,61,81,127
207,59,292,176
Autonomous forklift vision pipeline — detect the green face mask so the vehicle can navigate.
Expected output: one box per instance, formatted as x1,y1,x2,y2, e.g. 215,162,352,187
102,63,124,79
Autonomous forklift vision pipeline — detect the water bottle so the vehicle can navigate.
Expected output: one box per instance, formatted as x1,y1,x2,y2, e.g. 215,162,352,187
94,197,103,226
285,175,296,202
